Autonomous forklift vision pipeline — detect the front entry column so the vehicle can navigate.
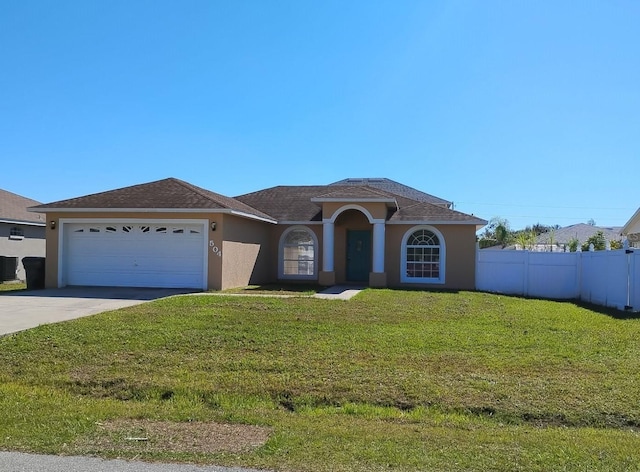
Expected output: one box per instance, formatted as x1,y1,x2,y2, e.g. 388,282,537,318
319,221,336,286
372,222,385,273
370,221,388,287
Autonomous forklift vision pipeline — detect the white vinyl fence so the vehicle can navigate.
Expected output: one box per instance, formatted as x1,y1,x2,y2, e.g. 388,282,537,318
476,247,639,311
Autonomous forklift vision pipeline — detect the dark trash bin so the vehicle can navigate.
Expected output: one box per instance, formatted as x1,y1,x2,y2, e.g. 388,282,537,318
22,257,46,290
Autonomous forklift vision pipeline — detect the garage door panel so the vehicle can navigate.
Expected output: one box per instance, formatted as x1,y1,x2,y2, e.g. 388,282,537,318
64,222,206,289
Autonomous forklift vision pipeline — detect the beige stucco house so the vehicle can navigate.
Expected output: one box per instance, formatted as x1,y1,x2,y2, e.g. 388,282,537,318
1,189,46,281
29,178,486,291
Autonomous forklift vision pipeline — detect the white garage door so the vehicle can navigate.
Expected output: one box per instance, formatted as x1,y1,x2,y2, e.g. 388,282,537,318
63,222,206,289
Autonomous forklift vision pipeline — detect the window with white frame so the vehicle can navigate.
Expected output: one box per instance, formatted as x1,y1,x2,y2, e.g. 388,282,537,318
401,226,445,284
9,227,24,239
279,227,317,279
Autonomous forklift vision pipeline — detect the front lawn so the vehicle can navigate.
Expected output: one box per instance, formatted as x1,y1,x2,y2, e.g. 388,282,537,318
1,290,639,471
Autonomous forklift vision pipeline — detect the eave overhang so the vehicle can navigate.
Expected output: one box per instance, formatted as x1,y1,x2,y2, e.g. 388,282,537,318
27,207,277,224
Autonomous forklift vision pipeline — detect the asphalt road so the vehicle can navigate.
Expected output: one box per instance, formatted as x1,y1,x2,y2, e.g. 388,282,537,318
0,452,270,472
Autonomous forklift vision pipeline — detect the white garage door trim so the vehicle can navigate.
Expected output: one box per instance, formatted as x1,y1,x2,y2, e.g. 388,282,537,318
59,218,209,289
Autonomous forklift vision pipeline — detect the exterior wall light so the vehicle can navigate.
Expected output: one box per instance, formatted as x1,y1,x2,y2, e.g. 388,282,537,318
211,222,216,231
50,221,56,230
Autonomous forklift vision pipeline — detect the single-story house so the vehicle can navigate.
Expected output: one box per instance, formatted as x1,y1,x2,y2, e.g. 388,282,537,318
0,189,46,281
621,208,640,248
29,177,486,291
532,223,623,252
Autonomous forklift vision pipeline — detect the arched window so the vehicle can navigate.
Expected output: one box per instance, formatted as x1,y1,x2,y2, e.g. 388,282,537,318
279,226,318,279
401,226,445,284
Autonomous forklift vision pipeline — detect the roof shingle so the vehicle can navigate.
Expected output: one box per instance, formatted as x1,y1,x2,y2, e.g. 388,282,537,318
330,178,451,207
31,178,275,221
1,189,45,225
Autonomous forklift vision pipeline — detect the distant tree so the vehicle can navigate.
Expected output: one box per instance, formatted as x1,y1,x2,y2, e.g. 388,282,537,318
479,217,513,248
529,222,552,236
587,219,596,226
581,231,606,251
568,237,580,252
515,230,536,251
610,239,623,250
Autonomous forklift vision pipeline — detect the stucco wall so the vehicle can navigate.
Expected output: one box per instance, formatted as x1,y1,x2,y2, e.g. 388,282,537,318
219,215,273,290
41,209,478,291
322,202,388,221
385,224,477,290
0,223,46,281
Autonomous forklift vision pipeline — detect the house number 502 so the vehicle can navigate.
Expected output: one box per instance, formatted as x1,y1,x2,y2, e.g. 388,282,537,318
209,240,222,257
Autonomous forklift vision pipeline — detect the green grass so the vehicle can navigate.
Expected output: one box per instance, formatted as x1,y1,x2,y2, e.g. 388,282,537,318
0,281,26,291
1,290,639,471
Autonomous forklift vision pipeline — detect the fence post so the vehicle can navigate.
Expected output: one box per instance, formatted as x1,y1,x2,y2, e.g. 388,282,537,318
475,242,480,290
625,247,635,311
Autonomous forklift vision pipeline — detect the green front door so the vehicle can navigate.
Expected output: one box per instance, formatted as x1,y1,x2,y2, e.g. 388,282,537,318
346,230,371,282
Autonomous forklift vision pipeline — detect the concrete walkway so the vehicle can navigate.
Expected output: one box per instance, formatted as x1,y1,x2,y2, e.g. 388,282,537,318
0,287,194,336
315,285,364,300
0,451,268,472
199,285,364,301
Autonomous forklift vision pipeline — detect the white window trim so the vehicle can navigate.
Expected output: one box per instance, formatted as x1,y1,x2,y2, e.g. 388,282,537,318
278,225,318,280
9,227,25,240
400,225,446,284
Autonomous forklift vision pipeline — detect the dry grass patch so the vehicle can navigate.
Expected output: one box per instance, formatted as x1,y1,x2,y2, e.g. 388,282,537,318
76,419,272,454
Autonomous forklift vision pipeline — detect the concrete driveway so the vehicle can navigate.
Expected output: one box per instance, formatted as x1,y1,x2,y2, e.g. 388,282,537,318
0,287,195,336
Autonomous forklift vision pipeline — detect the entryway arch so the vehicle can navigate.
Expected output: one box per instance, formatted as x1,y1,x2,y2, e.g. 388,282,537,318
320,204,386,286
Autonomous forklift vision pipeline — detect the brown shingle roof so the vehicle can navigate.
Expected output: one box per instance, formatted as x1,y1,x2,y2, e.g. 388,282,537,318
236,183,485,225
1,189,45,225
388,201,486,224
235,186,327,221
311,186,398,202
30,177,485,226
31,178,275,222
330,178,452,207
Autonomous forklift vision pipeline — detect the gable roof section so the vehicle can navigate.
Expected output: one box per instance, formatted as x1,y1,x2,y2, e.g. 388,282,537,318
0,189,45,226
388,201,486,225
330,178,452,208
622,207,640,235
30,178,276,222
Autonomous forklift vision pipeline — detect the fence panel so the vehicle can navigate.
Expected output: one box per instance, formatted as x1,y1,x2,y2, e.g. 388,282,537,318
476,250,526,295
527,252,579,299
580,250,629,310
477,248,639,311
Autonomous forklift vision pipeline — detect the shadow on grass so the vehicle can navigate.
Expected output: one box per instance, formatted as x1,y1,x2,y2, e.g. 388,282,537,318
475,289,640,320
222,284,324,295
573,301,640,320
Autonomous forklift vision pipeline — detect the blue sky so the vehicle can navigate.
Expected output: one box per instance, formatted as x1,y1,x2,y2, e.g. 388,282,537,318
2,1,638,230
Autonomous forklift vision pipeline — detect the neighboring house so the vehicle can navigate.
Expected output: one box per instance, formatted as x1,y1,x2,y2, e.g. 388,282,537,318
532,223,623,252
621,208,640,248
0,189,46,281
29,177,486,291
